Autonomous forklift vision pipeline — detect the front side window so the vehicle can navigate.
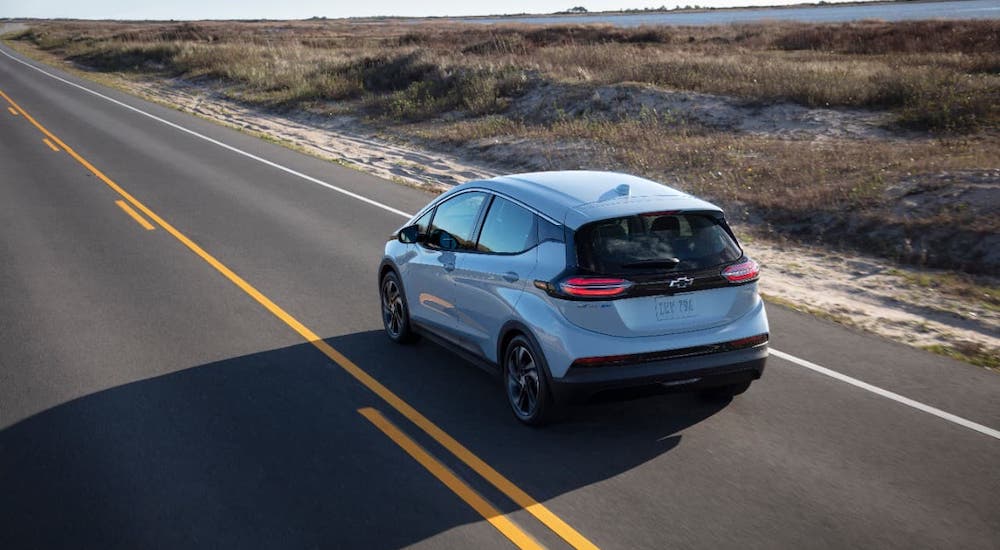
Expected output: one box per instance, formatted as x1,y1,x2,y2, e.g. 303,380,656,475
477,197,537,254
413,209,433,234
427,192,487,250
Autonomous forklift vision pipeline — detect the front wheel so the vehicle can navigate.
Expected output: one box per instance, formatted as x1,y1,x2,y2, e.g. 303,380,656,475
380,271,418,344
504,335,555,426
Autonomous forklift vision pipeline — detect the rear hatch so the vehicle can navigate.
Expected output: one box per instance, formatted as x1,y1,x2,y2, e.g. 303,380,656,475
554,211,758,338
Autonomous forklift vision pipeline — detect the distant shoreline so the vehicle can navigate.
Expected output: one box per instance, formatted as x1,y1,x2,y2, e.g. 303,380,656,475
442,0,944,23
0,0,975,24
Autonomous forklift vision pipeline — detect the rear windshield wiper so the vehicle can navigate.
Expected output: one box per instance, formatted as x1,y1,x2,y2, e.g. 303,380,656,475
620,258,680,269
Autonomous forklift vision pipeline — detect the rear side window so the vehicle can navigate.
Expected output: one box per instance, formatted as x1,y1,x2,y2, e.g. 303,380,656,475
477,197,537,254
576,212,742,273
538,217,564,244
428,192,487,250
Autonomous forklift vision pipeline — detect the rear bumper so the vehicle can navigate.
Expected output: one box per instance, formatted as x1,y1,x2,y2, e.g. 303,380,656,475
549,344,767,404
516,287,770,377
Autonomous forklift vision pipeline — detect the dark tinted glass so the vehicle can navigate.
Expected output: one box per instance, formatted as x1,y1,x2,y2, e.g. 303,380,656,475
576,212,741,273
477,197,537,254
414,209,433,234
538,217,565,244
428,192,487,250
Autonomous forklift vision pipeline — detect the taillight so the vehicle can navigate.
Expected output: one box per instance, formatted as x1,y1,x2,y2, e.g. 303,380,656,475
559,277,633,298
572,354,632,367
722,258,759,283
727,333,769,348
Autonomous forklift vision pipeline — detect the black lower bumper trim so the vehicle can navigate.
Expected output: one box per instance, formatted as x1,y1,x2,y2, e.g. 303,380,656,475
551,345,767,404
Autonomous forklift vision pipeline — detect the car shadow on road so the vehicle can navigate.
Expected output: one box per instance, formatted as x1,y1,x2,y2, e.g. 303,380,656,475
0,331,729,549
324,331,731,509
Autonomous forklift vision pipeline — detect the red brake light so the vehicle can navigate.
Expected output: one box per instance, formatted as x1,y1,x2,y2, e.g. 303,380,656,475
640,210,679,217
727,333,769,348
722,258,760,283
572,354,632,366
560,277,633,297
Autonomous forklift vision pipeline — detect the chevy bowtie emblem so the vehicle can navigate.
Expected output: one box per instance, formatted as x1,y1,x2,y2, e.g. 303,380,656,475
668,276,694,289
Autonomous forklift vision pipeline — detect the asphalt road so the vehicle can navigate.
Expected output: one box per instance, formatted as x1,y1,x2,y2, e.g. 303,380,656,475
1,43,998,550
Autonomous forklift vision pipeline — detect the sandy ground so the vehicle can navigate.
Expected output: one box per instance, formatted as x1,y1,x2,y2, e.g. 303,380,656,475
136,79,496,191
750,240,997,352
13,58,997,365
0,23,28,36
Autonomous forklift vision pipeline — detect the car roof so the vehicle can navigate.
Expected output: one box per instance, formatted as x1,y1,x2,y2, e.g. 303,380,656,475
447,171,723,229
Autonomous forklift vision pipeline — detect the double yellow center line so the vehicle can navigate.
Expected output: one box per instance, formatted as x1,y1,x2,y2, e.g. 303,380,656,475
360,408,544,549
0,87,599,550
115,199,155,230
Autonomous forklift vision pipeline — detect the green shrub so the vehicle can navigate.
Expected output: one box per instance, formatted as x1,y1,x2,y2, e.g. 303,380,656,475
369,65,528,120
773,20,1000,54
357,53,444,93
897,74,1000,132
67,43,181,73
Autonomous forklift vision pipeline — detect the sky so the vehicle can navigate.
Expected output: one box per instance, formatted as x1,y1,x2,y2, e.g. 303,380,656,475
0,0,873,21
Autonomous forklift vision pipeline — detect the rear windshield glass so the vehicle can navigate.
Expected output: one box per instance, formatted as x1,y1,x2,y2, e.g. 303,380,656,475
575,212,742,273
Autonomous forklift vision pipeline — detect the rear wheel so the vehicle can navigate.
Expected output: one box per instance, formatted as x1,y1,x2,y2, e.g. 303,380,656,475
380,271,418,344
503,335,555,426
700,380,752,401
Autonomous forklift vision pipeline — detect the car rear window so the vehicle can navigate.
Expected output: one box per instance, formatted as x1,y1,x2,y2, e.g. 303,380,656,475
575,212,742,273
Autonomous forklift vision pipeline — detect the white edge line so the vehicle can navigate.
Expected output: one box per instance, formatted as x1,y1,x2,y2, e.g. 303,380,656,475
4,46,997,442
770,349,1000,441
0,47,414,220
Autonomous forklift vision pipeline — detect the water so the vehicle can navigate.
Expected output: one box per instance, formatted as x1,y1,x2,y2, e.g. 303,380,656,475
457,0,999,27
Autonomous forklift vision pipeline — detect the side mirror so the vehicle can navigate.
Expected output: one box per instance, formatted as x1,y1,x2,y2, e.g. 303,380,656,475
398,224,423,244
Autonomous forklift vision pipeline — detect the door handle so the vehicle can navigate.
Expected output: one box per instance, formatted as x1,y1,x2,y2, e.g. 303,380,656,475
502,271,519,283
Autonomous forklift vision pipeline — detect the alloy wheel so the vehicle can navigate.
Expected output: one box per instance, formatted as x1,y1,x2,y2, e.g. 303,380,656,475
381,278,405,338
506,343,540,418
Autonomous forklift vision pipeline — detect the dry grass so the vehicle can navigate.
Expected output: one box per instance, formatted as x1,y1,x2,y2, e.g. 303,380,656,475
7,18,999,273
12,19,1000,129
424,114,998,270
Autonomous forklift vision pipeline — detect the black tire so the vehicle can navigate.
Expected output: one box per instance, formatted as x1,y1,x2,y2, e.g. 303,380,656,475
503,334,555,426
700,380,752,401
380,271,418,344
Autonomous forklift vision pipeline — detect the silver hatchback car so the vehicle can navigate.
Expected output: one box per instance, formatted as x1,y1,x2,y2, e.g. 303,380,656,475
379,171,769,424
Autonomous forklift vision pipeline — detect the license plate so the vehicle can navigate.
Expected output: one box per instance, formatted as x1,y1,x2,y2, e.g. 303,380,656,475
655,296,697,321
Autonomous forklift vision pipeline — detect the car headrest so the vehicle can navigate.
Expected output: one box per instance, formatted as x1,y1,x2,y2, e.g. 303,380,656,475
651,216,680,234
